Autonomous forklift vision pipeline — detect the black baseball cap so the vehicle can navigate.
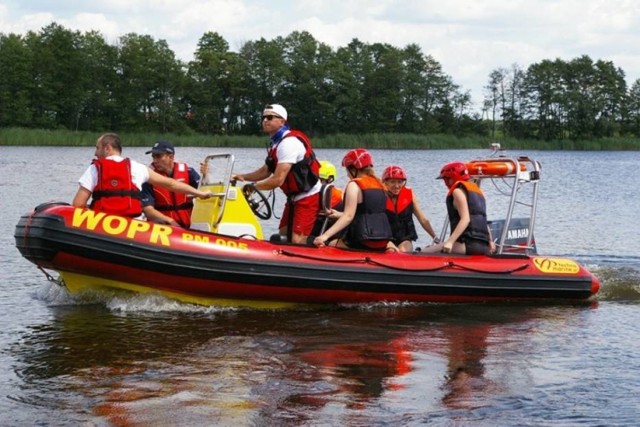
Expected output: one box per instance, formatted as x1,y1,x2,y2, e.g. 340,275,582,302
145,140,175,155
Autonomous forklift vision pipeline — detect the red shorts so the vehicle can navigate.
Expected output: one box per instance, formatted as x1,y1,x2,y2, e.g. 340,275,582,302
279,194,320,236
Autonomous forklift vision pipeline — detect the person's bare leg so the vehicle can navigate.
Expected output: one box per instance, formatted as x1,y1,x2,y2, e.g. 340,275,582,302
398,240,413,252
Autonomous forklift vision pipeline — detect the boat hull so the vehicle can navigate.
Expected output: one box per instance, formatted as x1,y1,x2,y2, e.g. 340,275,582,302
15,203,600,307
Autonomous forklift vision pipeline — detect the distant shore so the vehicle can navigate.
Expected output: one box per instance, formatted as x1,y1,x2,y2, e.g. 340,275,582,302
1,127,638,150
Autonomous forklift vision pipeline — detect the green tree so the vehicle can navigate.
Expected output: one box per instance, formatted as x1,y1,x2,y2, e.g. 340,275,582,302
502,64,527,138
418,54,457,134
0,33,33,127
186,32,234,134
237,37,289,134
523,59,566,140
484,68,506,138
398,43,427,133
592,59,626,137
75,30,119,130
334,39,369,133
24,23,87,129
563,55,599,138
362,42,403,132
321,45,361,134
485,64,527,138
116,33,185,132
625,79,640,136
278,31,335,135
450,88,473,135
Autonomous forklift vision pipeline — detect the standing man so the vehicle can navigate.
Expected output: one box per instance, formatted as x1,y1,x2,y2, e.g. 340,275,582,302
141,140,200,228
233,104,321,244
72,133,211,218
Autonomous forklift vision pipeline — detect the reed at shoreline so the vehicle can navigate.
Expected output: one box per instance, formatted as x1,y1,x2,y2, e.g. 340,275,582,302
1,127,638,150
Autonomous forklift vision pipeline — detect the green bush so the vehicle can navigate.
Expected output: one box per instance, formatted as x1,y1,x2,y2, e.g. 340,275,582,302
1,127,639,150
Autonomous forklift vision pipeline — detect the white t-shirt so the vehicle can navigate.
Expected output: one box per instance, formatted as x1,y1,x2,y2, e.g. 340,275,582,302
276,131,321,201
78,155,150,192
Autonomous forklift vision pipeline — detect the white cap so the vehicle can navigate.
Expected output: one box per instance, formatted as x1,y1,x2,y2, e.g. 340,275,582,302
263,104,287,121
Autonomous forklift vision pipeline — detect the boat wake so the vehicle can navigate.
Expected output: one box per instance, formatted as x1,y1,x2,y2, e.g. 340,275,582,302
34,282,238,314
589,265,640,301
553,253,640,301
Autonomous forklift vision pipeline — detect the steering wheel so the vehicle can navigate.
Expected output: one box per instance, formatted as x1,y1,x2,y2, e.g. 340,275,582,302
242,184,272,220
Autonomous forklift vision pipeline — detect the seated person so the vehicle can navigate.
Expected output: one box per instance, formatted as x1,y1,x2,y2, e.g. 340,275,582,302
73,133,211,218
312,160,344,236
313,149,396,252
422,162,496,255
383,165,439,252
141,141,200,228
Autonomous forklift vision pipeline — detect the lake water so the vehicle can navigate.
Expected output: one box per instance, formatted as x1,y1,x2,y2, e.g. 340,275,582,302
2,146,640,426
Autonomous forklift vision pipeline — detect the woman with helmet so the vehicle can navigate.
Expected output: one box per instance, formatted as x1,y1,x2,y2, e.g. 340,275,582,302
382,165,439,252
423,161,496,255
313,148,395,251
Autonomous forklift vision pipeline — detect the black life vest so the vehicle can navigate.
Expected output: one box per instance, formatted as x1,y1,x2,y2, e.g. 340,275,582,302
346,176,393,244
446,180,490,243
265,130,320,196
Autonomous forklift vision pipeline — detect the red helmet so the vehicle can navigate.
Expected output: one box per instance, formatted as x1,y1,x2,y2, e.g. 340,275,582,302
438,161,470,182
342,148,373,170
382,165,407,181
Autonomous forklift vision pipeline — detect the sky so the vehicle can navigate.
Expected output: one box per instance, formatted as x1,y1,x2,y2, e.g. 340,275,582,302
2,0,640,113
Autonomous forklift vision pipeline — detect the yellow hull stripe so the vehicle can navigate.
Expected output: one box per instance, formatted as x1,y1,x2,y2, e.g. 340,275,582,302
60,271,317,309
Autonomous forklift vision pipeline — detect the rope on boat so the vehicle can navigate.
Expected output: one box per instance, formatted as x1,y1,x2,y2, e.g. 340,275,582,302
278,250,452,272
37,266,65,287
279,249,369,264
448,261,529,274
278,250,530,274
363,257,451,272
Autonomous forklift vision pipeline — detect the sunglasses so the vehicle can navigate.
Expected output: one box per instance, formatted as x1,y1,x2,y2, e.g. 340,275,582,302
262,114,281,121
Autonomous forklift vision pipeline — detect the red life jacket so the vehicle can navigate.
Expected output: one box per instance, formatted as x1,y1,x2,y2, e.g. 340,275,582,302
385,186,418,242
150,162,193,228
90,158,142,217
266,130,320,196
385,186,413,213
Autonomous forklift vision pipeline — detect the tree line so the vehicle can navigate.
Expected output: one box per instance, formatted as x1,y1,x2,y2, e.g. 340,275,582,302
1,22,639,141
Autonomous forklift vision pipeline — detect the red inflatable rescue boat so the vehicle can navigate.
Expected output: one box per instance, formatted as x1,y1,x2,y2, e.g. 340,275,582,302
14,150,599,308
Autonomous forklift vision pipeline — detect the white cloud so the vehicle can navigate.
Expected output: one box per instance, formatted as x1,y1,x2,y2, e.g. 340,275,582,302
2,0,640,110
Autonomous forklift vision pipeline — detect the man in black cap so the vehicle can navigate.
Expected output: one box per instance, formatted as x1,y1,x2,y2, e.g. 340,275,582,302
73,134,211,219
141,140,201,228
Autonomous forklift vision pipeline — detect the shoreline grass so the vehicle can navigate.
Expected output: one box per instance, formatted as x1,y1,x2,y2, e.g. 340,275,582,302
1,127,639,150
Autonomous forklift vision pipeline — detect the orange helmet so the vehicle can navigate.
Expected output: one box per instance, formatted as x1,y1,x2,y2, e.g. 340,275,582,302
342,148,373,170
437,162,469,182
382,165,407,181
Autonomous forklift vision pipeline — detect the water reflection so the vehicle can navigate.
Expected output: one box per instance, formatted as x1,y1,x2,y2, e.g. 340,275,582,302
440,322,493,410
9,300,598,425
4,147,640,425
